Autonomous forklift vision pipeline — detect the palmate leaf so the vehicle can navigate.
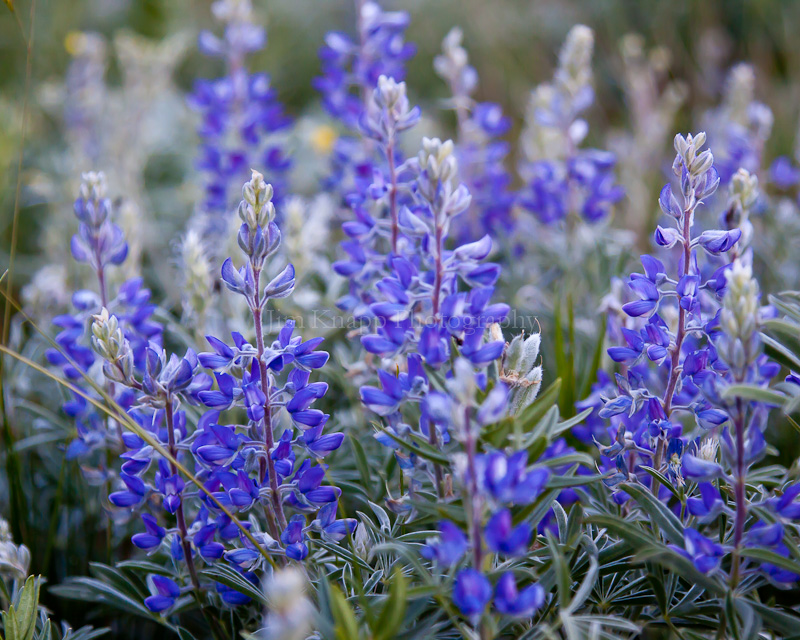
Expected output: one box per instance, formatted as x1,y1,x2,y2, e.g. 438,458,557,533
619,482,684,545
585,514,723,596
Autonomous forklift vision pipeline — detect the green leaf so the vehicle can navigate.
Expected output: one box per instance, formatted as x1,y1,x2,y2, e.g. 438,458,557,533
176,628,199,640
329,585,360,640
50,578,153,620
3,605,20,640
620,482,684,545
349,434,373,496
725,592,741,640
740,547,800,576
378,429,449,466
373,568,408,640
763,334,800,371
565,556,598,614
546,530,571,607
16,575,40,640
115,560,176,576
547,473,603,489
747,600,800,635
201,564,267,604
639,466,682,502
721,384,786,406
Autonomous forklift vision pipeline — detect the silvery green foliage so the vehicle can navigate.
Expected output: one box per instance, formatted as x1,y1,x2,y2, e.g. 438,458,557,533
9,4,800,640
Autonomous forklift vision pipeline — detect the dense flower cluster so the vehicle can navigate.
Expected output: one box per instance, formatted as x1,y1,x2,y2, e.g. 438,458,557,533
518,25,623,225
189,0,291,216
314,1,415,201
91,171,354,613
46,172,161,464
434,28,515,241
17,2,800,638
422,359,550,620
592,132,800,585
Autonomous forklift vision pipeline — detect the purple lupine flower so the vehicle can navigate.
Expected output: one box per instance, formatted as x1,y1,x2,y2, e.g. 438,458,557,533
686,483,727,524
131,514,166,550
681,454,724,481
453,569,492,618
421,520,468,567
144,575,181,613
587,131,788,589
48,174,163,464
670,528,724,574
189,0,291,217
83,171,350,616
493,573,545,617
434,29,515,240
281,515,309,561
315,1,415,131
770,156,800,190
518,26,622,226
477,451,550,506
484,509,531,557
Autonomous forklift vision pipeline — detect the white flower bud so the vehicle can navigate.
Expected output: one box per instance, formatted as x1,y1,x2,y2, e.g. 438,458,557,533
262,567,314,640
517,333,541,376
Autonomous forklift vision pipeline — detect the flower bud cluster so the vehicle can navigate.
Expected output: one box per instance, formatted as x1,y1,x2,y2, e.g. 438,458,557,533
719,258,761,373
361,75,421,142
91,307,134,385
721,168,759,252
70,171,128,272
499,329,543,414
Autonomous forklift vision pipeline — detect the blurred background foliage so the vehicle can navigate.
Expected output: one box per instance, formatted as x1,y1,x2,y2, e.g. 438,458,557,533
3,0,800,293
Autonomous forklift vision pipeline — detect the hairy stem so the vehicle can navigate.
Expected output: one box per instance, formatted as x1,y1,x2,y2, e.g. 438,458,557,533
661,206,693,418
731,398,747,588
463,407,482,571
387,138,399,254
165,398,226,639
165,401,201,595
252,267,288,536
653,206,693,501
